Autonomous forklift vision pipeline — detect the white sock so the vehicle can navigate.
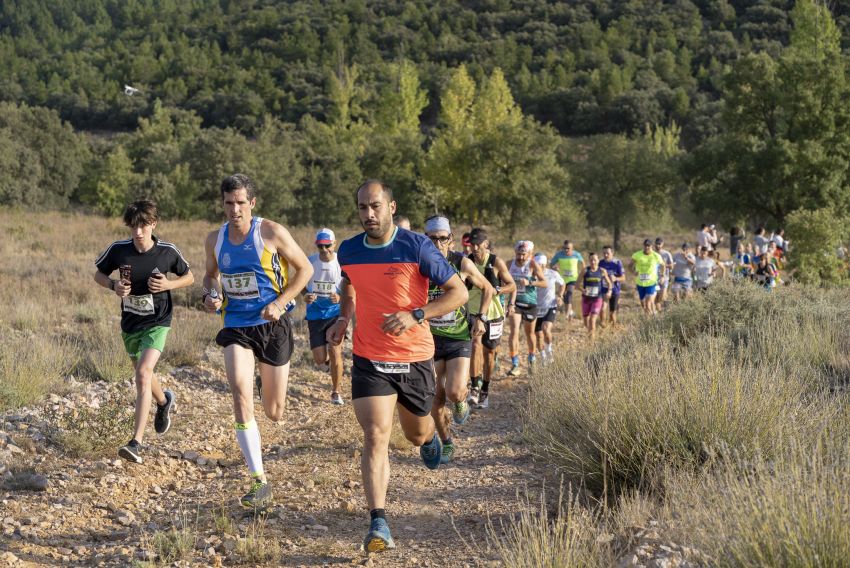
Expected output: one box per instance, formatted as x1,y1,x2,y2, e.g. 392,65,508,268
234,419,264,478
540,350,548,360
546,343,553,355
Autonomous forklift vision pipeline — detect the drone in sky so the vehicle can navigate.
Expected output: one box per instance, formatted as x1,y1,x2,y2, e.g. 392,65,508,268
123,84,140,96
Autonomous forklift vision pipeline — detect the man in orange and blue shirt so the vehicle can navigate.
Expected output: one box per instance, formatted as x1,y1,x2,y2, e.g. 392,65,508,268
327,180,468,553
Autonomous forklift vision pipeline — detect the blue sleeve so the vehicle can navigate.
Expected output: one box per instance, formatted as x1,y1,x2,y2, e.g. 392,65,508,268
577,253,584,262
615,260,624,277
418,239,455,286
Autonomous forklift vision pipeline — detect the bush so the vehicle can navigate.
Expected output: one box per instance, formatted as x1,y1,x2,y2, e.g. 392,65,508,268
0,335,75,411
784,208,848,286
525,282,846,496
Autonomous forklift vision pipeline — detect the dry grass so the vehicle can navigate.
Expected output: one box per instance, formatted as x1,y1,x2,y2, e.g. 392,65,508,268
45,387,135,458
0,334,75,411
236,515,281,564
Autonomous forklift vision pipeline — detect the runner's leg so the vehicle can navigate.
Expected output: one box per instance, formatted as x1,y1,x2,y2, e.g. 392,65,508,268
131,348,166,444
329,342,344,395
431,360,450,443
258,361,290,422
353,395,397,510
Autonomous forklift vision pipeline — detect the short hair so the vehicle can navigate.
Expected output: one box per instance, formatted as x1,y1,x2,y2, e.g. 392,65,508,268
394,214,409,224
563,240,572,246
356,179,393,203
700,223,707,230
588,251,598,258
220,173,256,200
123,200,159,227
602,245,613,250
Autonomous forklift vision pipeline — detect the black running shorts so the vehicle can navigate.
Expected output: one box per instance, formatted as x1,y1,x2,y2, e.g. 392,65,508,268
480,317,504,350
351,355,436,417
215,316,293,366
514,303,538,322
608,293,620,313
307,316,341,349
534,308,557,332
433,335,472,361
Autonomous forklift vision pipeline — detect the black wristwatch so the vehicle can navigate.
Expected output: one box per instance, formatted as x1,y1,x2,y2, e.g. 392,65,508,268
412,308,426,324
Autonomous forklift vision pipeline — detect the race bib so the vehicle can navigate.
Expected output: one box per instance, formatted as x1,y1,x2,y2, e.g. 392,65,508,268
221,272,259,299
515,283,526,294
639,273,652,282
123,294,154,316
371,361,410,374
313,280,336,297
564,270,574,278
488,320,504,341
429,311,457,329
585,286,600,298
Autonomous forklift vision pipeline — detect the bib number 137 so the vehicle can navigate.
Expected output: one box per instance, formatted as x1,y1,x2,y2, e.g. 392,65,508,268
221,272,260,299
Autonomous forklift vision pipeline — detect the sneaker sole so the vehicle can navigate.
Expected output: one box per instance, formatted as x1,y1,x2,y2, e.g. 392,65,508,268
118,447,143,464
365,537,395,552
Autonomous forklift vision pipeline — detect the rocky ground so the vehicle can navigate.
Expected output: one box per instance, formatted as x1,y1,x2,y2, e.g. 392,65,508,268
1,308,696,567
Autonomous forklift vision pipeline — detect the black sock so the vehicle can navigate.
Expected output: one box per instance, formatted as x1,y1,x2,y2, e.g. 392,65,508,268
128,439,140,448
370,508,386,521
472,375,483,388
481,380,490,394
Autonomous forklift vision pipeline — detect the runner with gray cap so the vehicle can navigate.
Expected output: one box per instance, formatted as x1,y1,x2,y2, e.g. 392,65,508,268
423,215,496,461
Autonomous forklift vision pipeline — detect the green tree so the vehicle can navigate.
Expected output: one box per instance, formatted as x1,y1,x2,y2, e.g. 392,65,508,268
784,208,847,286
686,0,850,226
570,134,679,251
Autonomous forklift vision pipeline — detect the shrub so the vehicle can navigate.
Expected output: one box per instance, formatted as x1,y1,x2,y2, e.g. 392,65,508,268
0,335,75,411
784,208,848,286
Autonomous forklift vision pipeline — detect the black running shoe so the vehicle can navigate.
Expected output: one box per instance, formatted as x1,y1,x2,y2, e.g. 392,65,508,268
154,389,175,434
118,440,143,464
240,479,273,509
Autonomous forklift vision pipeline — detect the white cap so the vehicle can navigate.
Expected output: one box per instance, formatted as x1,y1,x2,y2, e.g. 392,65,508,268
315,228,335,244
534,253,548,265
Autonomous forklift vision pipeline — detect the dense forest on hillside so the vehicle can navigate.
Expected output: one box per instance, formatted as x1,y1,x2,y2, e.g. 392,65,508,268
1,0,849,250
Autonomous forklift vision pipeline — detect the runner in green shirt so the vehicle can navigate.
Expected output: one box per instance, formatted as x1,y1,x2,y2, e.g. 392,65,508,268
549,240,584,320
629,239,665,316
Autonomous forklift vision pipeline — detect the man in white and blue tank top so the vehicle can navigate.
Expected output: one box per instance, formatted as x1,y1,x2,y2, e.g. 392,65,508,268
202,174,313,509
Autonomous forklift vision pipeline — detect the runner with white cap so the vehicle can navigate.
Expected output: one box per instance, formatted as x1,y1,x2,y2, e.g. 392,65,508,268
533,253,564,365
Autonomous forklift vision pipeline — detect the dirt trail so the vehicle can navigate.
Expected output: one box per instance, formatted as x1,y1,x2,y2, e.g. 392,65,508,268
0,315,604,567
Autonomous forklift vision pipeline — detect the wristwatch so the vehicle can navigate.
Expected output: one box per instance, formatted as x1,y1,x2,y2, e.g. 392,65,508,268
412,308,426,324
477,313,489,323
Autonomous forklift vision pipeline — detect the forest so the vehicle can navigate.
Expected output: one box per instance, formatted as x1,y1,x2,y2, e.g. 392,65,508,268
0,0,848,248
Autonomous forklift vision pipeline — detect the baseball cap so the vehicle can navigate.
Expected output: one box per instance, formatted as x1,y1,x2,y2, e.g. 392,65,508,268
315,228,335,244
515,240,530,253
469,228,488,245
534,253,548,265
461,233,472,247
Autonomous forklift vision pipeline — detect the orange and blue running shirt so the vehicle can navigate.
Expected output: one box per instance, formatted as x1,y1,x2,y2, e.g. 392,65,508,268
338,227,455,363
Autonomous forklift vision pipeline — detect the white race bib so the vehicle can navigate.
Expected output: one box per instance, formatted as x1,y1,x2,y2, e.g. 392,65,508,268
123,294,154,316
429,311,457,329
371,361,410,374
488,320,504,341
313,280,336,297
515,283,526,294
585,286,600,298
221,272,259,299
639,273,652,282
564,270,574,278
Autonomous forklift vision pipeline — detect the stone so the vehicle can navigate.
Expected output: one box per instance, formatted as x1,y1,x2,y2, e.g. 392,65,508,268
114,510,135,526
182,451,200,461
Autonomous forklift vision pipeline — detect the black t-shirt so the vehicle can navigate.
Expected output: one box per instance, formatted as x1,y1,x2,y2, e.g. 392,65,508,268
95,236,191,333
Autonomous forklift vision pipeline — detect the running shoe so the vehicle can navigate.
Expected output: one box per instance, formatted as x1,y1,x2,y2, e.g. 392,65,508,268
468,387,480,406
451,401,470,425
419,432,442,470
508,364,522,377
363,517,396,552
330,391,345,405
240,479,273,509
440,441,455,464
476,392,489,409
154,389,175,434
118,440,143,464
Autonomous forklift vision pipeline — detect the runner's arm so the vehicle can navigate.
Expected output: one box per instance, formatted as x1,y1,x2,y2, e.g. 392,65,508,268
493,257,516,296
530,260,548,288
326,277,354,345
202,231,223,311
149,269,194,293
577,268,586,294
422,273,467,320
266,221,314,309
461,257,495,317
601,268,612,290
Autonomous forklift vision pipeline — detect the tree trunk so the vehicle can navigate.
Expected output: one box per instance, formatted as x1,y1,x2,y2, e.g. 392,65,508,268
613,222,622,252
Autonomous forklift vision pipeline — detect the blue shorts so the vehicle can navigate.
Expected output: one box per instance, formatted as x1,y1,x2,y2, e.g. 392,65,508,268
637,284,657,300
671,277,692,291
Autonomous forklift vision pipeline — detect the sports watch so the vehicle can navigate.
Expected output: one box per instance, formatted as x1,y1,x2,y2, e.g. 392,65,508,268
412,308,426,324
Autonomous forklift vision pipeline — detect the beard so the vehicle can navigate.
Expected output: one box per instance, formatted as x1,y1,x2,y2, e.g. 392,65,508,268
362,216,391,239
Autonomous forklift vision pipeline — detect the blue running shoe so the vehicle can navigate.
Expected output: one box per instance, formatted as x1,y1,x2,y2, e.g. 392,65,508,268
451,401,470,425
419,432,442,470
364,517,396,552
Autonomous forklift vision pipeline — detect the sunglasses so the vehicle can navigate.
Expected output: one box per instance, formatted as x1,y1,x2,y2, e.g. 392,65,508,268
317,244,332,250
428,235,452,245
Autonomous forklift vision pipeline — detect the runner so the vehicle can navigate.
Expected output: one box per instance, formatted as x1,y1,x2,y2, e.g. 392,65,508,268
578,252,612,341
732,241,753,280
693,246,724,291
653,237,674,311
508,241,547,376
629,239,664,316
94,200,194,464
754,254,777,290
550,240,584,319
533,253,564,366
671,243,696,301
423,216,496,462
325,181,468,553
394,215,411,230
753,227,769,256
202,174,313,508
303,228,345,405
466,228,515,409
697,223,718,252
599,246,625,327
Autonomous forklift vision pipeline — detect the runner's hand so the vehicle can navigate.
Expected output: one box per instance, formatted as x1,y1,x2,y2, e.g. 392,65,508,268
382,311,417,336
326,319,347,346
556,296,564,307
115,279,131,298
203,294,222,313
520,278,529,287
304,293,317,304
329,292,340,304
147,273,171,293
604,292,612,299
472,317,485,337
506,304,515,316
261,301,283,322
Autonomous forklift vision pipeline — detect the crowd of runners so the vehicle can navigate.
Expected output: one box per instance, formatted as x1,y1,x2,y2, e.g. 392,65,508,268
93,175,791,554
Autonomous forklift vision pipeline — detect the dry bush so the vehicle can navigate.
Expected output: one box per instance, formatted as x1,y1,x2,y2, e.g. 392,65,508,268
45,388,135,458
237,515,281,564
525,282,846,497
0,334,75,411
664,421,850,567
159,307,220,368
145,508,199,565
